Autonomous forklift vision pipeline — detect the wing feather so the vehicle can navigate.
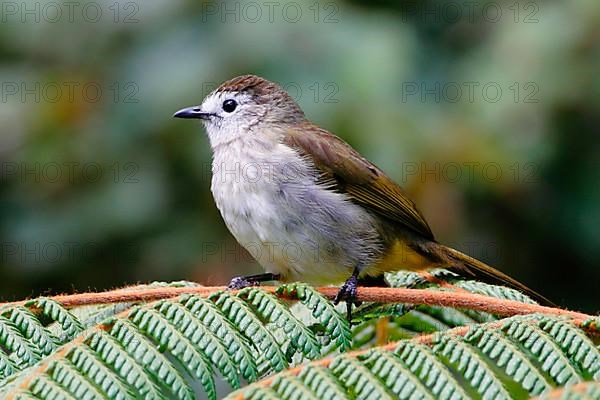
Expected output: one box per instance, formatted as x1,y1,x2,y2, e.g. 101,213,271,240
283,124,434,240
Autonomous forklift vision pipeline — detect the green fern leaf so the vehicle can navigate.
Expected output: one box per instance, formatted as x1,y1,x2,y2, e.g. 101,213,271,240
352,302,411,323
385,271,426,288
330,354,393,400
361,348,434,399
181,294,258,382
398,309,451,333
9,306,59,357
211,291,288,373
394,341,469,399
385,269,536,304
581,317,599,332
87,329,163,399
0,349,17,380
433,334,512,399
537,317,600,380
277,283,352,351
0,283,597,400
32,298,83,340
418,306,479,328
109,319,195,400
463,326,551,395
29,374,77,400
296,365,347,399
242,386,282,400
462,309,497,324
0,315,42,368
240,287,321,359
271,374,321,400
49,358,106,400
155,300,241,389
68,344,133,400
128,306,216,399
502,317,581,386
452,280,536,304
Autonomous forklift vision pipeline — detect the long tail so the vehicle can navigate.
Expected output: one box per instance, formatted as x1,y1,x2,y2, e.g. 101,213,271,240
437,244,556,307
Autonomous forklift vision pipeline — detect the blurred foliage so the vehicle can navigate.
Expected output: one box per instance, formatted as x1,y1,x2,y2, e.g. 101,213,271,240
0,0,598,312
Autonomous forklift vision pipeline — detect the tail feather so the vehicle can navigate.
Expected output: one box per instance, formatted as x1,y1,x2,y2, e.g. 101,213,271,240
438,244,556,307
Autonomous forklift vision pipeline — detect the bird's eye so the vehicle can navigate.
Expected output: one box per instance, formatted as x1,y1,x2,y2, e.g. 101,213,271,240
222,99,237,113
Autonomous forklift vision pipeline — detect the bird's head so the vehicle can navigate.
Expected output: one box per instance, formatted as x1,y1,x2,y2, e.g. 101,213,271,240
174,75,305,148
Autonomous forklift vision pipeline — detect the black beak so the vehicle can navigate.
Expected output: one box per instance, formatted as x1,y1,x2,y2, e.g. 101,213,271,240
173,106,211,120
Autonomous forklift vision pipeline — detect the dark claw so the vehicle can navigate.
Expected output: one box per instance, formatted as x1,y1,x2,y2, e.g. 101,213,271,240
227,273,280,290
227,276,258,290
334,274,362,321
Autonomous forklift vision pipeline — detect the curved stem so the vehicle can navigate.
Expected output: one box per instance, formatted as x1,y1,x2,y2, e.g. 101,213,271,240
2,285,593,323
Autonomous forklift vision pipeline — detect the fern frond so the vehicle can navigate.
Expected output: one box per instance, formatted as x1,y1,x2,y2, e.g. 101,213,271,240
31,298,83,340
433,334,512,399
242,386,281,400
49,359,106,400
277,283,352,351
240,287,321,359
296,365,347,399
537,317,600,380
211,291,289,372
385,269,536,304
394,341,469,399
385,270,427,288
420,306,479,327
231,310,598,400
14,391,43,400
109,318,194,399
29,374,78,400
87,330,162,399
330,355,393,400
68,344,133,399
451,280,537,304
0,349,17,380
9,306,59,357
581,317,599,332
361,348,434,399
0,282,596,400
401,309,452,333
463,325,551,395
1,286,355,399
128,306,216,399
154,300,241,389
502,317,582,386
270,374,321,400
0,315,42,368
180,294,258,382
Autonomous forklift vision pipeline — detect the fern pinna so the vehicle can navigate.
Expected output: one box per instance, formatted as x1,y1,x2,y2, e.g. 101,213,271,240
0,273,597,399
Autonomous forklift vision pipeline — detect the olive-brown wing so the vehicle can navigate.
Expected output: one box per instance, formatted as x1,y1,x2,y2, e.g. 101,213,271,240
283,124,434,240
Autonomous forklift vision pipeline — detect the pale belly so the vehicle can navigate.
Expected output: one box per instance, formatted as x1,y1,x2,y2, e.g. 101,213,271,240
210,143,382,285
213,180,361,284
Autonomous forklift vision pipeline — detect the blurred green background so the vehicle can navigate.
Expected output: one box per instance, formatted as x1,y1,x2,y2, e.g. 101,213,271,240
0,0,598,312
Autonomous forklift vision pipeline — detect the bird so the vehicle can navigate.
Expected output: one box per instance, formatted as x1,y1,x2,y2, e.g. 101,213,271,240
173,74,553,319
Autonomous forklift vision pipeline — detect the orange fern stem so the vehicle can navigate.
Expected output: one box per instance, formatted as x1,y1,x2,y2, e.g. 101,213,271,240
1,285,592,324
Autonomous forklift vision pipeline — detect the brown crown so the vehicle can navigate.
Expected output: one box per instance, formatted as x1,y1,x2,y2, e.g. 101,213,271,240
215,75,281,97
216,75,303,117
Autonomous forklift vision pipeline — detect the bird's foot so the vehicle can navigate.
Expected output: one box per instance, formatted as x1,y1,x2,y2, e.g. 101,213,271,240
334,273,363,321
227,273,280,290
227,276,259,290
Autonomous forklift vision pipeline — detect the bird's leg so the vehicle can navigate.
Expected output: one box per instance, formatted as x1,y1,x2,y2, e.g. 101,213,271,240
334,267,362,321
227,273,280,290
